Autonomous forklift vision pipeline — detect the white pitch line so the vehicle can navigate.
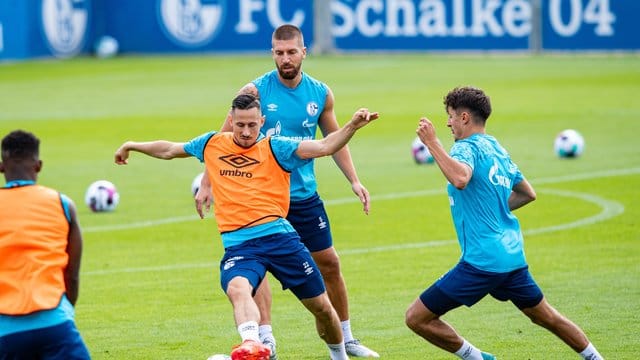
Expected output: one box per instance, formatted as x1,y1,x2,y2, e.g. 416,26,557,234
83,169,632,276
83,167,640,234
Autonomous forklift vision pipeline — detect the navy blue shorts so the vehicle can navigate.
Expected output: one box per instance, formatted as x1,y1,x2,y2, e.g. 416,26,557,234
420,261,544,315
220,231,326,300
0,321,90,360
287,193,333,253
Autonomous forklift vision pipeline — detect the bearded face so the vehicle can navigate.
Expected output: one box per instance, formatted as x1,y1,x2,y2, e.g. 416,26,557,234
272,38,306,82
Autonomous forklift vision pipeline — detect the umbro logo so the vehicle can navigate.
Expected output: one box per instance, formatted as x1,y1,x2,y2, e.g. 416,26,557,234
219,154,259,168
267,103,278,112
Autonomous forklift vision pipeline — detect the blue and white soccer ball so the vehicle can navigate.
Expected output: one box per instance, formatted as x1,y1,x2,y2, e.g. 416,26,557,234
94,35,119,59
554,129,585,158
191,172,204,196
411,136,434,164
84,180,120,212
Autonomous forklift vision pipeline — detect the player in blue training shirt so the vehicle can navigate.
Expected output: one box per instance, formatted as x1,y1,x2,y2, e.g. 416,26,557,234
195,25,378,359
404,86,604,360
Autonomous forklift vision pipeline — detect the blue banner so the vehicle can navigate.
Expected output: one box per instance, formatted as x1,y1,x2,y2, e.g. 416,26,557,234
0,0,637,61
542,0,640,50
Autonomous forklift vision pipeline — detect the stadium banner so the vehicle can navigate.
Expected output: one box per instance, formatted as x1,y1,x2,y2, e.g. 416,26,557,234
0,0,637,61
0,0,93,61
541,0,640,50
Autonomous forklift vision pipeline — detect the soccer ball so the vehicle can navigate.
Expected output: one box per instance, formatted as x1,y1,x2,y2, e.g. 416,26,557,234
84,180,120,212
191,172,204,196
206,355,230,360
554,129,585,158
94,35,119,58
411,136,434,164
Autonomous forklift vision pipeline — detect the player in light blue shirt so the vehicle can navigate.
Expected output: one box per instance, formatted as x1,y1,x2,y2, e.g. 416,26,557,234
405,87,604,360
195,24,378,359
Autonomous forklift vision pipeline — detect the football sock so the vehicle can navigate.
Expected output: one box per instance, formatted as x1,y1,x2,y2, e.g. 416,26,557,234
579,343,604,360
454,339,484,360
258,324,274,343
327,342,348,360
237,321,260,343
340,319,355,343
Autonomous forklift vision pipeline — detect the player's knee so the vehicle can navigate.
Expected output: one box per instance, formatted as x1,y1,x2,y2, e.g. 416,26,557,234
405,305,423,332
315,256,341,278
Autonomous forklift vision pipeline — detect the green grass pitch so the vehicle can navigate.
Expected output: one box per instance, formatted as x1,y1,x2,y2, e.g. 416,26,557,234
1,53,639,359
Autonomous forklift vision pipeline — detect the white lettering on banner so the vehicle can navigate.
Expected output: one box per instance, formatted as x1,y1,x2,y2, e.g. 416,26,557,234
235,0,304,34
385,0,418,36
502,0,530,37
549,0,615,37
267,0,305,28
332,0,532,38
236,0,265,33
232,0,616,40
470,0,503,36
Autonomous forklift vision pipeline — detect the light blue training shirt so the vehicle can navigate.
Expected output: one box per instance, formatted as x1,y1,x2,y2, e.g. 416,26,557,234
253,70,328,201
448,133,527,273
183,131,311,248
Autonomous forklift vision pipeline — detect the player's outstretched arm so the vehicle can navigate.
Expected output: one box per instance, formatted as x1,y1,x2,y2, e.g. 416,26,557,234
114,140,189,164
296,108,379,160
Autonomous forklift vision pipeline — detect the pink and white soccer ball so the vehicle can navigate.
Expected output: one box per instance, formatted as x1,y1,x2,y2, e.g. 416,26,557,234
554,129,585,158
84,180,120,212
411,136,434,164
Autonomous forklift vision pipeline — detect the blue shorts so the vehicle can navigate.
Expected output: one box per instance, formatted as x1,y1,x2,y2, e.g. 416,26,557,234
0,321,90,360
287,193,333,252
220,231,326,300
420,261,544,315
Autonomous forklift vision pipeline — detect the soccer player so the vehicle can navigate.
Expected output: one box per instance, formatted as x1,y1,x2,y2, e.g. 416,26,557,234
404,86,604,360
114,94,379,360
0,130,91,360
195,24,379,359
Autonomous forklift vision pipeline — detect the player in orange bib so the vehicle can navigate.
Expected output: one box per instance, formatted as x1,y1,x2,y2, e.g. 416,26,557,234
0,130,90,360
114,94,379,360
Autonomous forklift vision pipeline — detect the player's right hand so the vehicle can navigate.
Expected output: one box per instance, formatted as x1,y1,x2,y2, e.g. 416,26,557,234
114,144,130,165
194,185,213,219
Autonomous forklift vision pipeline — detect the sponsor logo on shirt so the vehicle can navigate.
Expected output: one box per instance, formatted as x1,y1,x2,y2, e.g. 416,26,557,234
218,154,259,178
488,161,512,189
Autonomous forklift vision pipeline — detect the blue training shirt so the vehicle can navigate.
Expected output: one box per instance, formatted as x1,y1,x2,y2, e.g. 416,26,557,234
253,70,328,201
448,133,527,273
183,131,311,248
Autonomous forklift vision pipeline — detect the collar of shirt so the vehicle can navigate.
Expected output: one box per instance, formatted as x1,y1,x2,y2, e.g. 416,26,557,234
4,180,35,188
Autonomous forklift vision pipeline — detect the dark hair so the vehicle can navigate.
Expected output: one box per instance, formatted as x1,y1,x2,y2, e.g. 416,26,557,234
232,93,261,112
273,24,304,46
444,86,492,124
1,130,40,161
